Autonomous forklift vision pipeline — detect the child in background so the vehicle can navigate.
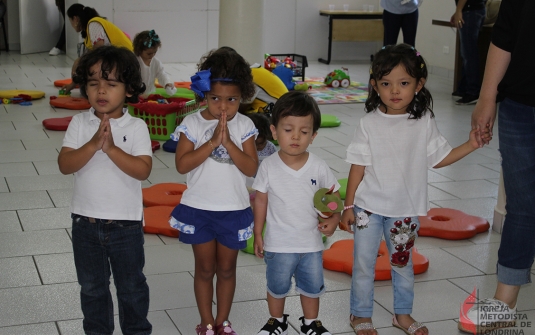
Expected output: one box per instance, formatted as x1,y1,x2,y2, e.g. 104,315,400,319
340,44,490,335
57,46,152,335
246,112,277,161
169,47,258,335
253,91,340,335
133,30,177,97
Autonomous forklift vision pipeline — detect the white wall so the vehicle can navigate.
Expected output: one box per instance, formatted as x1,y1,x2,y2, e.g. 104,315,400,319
9,0,457,74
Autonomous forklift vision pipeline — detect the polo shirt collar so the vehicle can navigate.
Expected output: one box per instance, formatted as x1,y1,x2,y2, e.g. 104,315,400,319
89,107,132,127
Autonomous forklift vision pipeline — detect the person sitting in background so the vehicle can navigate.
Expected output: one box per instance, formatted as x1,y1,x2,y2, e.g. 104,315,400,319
63,3,133,93
132,30,176,97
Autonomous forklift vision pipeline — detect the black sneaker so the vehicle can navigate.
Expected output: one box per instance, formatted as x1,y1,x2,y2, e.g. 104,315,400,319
455,94,479,105
299,317,332,335
257,315,289,335
452,90,464,97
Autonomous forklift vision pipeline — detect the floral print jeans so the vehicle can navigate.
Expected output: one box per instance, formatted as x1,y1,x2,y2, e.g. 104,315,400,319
349,206,419,317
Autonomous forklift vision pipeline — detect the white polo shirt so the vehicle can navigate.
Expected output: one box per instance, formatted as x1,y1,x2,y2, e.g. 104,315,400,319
62,108,152,220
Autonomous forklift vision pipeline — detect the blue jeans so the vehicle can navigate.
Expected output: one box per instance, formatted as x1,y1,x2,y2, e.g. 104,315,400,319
497,98,535,286
72,214,152,335
382,9,419,47
457,8,486,96
350,207,419,317
264,251,325,298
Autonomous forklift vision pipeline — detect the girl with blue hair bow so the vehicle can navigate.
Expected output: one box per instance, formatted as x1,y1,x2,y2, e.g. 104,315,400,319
133,30,176,97
169,47,258,335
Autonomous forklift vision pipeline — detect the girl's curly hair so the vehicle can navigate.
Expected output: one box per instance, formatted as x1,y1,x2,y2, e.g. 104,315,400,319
195,46,255,103
74,46,146,103
365,43,434,119
132,30,162,56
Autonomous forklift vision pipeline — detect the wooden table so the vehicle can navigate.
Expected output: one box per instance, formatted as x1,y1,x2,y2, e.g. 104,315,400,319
319,10,383,64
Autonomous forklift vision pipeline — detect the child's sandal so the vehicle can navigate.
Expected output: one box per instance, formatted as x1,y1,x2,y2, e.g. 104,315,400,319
350,314,376,334
392,315,427,335
195,323,215,335
215,320,238,335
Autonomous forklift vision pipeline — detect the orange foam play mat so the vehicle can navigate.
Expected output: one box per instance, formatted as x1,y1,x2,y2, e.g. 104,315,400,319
53,78,79,88
143,205,178,237
50,97,91,110
42,116,72,131
142,183,187,207
418,208,489,240
323,239,429,281
155,81,191,89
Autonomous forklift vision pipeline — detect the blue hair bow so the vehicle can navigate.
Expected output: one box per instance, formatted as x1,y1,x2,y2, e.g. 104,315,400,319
190,70,212,98
143,30,160,48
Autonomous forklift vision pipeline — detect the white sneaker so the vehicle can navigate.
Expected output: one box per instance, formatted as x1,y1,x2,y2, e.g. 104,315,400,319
49,47,63,56
459,298,517,334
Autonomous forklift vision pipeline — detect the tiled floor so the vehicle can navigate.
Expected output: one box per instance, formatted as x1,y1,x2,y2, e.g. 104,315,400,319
0,51,534,335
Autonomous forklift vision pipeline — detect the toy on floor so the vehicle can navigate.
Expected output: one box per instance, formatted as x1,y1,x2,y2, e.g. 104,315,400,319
0,94,33,106
324,67,350,88
314,185,343,222
151,140,160,153
264,54,282,71
42,116,73,131
142,183,187,207
143,206,179,238
323,239,429,280
162,139,178,153
0,90,44,100
293,83,311,91
320,114,341,128
58,89,71,97
272,65,295,90
54,78,79,89
418,208,490,240
337,178,348,199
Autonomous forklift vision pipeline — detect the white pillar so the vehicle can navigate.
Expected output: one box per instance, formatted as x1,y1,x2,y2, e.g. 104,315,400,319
219,0,264,65
492,168,507,234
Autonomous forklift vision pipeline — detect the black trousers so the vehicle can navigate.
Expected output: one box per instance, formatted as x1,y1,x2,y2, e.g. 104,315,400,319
382,9,419,47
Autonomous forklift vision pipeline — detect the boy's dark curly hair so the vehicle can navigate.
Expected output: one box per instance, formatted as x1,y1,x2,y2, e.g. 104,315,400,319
74,46,146,103
132,30,162,56
195,46,255,103
66,4,100,39
366,43,433,119
246,112,272,141
271,91,321,133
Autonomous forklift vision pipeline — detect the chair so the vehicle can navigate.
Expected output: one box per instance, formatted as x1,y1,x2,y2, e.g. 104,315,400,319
0,0,8,54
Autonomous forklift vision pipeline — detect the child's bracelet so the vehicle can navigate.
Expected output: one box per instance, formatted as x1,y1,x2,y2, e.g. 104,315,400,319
208,140,214,150
344,205,354,210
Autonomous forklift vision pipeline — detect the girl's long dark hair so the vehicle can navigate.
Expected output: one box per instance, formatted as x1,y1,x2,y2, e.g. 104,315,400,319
365,44,433,119
67,4,100,39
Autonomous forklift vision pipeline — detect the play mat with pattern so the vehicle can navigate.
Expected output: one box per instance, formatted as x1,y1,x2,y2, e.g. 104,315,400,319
297,77,369,105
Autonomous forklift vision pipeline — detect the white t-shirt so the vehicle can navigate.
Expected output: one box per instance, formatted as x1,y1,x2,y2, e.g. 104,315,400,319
176,111,258,211
87,22,111,46
62,108,152,220
137,56,172,96
346,111,452,217
253,152,340,253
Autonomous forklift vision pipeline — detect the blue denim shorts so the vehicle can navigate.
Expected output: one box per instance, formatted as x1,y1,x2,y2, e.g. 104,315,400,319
264,251,325,299
170,204,253,250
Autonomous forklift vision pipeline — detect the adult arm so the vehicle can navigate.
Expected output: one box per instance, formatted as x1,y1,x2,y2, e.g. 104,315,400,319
471,43,511,146
450,0,468,28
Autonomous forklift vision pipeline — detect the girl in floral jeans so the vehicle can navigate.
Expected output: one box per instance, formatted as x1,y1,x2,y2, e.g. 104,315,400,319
340,44,489,335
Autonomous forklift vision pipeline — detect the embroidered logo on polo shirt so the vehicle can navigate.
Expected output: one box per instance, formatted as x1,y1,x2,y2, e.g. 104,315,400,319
123,136,127,142
311,179,317,185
